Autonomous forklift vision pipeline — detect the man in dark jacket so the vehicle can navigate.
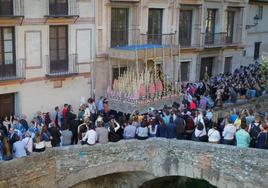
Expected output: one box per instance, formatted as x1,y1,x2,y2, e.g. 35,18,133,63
175,114,186,140
49,123,61,147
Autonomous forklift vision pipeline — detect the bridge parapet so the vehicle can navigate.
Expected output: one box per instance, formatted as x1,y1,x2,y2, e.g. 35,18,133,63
0,139,268,188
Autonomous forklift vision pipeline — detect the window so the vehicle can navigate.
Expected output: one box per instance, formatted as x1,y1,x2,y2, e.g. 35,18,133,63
180,62,190,82
49,26,68,73
0,27,16,77
179,10,192,47
111,8,129,47
112,67,127,81
258,6,263,20
205,9,217,44
226,11,235,43
49,0,68,15
224,57,232,74
0,0,13,16
254,42,261,60
148,9,163,45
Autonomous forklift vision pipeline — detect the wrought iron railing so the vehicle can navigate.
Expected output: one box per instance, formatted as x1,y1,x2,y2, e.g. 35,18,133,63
45,54,78,77
46,0,79,16
0,0,24,17
0,59,25,81
201,32,242,47
111,29,176,48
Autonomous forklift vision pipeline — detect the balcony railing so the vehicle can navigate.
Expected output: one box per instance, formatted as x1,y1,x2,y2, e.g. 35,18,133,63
45,0,79,17
201,32,242,47
45,54,78,77
0,0,24,17
0,59,25,81
111,29,176,48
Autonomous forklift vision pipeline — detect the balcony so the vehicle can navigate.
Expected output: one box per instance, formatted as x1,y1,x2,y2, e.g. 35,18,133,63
44,0,79,23
201,32,242,48
0,59,25,82
109,29,177,60
110,0,140,2
45,54,78,78
0,0,24,25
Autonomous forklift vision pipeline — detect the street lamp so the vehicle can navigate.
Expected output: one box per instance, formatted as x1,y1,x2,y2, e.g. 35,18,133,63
246,15,260,30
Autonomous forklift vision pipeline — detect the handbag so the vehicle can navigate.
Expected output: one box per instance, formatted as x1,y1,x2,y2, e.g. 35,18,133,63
24,138,31,155
45,141,52,148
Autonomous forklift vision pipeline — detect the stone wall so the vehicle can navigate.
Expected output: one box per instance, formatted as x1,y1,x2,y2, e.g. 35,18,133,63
215,95,268,118
1,139,268,188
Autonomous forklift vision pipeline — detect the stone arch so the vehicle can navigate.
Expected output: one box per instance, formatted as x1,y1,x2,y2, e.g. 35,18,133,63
58,152,220,188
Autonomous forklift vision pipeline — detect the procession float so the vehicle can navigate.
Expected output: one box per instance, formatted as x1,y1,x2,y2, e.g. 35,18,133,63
107,41,182,114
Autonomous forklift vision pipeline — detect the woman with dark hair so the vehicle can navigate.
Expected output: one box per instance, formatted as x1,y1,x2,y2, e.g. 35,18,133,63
78,117,90,144
256,123,268,149
82,123,97,145
192,122,208,142
108,116,121,142
136,120,149,140
156,118,167,138
148,118,158,137
13,134,27,158
208,123,221,144
44,112,51,127
66,105,78,144
236,118,251,148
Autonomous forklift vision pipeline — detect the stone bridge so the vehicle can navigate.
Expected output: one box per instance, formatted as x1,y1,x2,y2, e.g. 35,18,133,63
0,139,268,188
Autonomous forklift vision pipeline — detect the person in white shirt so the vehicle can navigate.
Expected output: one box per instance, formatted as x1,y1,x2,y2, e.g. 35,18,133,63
193,122,207,142
136,121,149,140
82,125,97,145
222,118,237,145
22,131,33,154
208,123,221,144
13,134,27,158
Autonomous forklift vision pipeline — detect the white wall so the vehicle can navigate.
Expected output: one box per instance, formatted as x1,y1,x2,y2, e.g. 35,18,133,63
245,4,268,65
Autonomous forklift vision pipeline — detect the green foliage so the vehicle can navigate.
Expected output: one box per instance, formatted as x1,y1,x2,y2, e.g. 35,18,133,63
260,55,268,86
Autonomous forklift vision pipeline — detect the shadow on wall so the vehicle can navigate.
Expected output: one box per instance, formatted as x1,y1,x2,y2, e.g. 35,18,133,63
71,172,216,188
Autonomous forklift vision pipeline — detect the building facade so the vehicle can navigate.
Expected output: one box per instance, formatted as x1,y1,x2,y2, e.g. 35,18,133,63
95,0,248,98
0,0,95,119
1,0,264,118
244,0,268,65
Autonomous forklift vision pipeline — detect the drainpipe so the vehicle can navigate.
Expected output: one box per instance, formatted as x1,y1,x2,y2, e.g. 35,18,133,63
92,0,96,99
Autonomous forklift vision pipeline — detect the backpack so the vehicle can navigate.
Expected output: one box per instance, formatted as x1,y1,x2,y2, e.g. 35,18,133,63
249,122,261,139
176,118,186,134
185,116,194,131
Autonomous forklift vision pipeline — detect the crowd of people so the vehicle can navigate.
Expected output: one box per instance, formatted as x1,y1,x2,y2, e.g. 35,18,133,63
0,62,267,161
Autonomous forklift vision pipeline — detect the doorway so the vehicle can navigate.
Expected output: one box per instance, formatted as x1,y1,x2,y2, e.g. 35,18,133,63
0,93,15,118
200,57,214,80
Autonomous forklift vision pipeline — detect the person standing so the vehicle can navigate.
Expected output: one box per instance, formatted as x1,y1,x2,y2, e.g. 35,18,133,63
256,124,268,149
249,114,262,148
97,96,104,114
49,123,61,147
235,119,251,148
